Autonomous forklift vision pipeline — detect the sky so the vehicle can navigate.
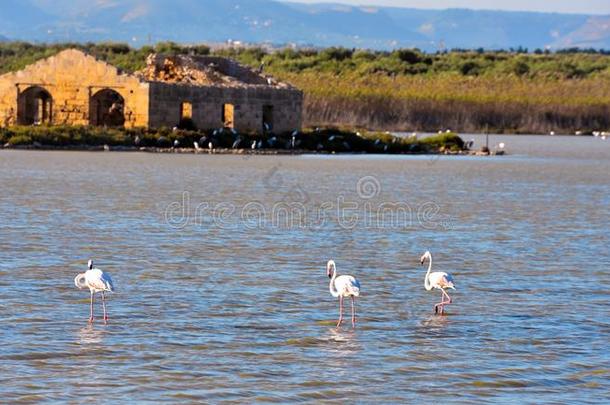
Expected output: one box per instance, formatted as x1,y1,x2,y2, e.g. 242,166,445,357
285,0,610,15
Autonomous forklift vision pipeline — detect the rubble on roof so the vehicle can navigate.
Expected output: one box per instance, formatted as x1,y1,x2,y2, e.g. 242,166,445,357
135,53,290,89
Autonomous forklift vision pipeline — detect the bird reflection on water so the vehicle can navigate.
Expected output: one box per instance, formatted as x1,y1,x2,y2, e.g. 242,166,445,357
77,325,108,345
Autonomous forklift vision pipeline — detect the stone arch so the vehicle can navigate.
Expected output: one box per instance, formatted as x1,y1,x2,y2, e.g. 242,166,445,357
89,88,125,127
17,86,53,125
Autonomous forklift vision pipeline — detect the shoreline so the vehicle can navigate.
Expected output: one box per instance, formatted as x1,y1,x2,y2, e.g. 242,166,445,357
0,144,504,156
0,125,471,155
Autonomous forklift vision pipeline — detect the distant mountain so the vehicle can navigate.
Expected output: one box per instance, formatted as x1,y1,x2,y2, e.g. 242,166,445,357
0,0,54,35
0,0,608,50
553,16,610,48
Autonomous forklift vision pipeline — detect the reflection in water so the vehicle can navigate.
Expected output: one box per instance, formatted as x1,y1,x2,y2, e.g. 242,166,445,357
318,327,364,383
325,327,361,354
77,325,107,345
420,314,450,330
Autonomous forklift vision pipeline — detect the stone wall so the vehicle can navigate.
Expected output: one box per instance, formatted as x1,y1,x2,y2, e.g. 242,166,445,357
0,49,303,133
0,49,149,128
148,82,303,133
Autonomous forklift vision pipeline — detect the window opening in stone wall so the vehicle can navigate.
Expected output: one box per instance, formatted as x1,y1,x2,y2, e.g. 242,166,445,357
222,104,235,128
263,105,274,132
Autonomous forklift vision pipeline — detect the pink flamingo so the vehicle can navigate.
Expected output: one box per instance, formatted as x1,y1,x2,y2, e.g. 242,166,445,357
74,260,115,324
327,260,361,327
420,251,455,315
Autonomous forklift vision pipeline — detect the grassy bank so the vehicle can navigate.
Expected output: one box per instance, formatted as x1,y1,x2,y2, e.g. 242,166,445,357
0,125,465,154
2,42,609,133
278,72,610,133
230,48,610,134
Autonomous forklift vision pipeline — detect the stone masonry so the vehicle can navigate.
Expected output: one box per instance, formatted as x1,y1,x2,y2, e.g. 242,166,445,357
0,49,303,133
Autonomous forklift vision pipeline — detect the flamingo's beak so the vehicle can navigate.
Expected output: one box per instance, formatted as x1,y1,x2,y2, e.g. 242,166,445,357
420,259,424,265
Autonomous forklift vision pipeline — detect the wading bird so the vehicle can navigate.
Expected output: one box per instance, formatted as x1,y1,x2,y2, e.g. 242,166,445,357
420,251,455,315
74,260,115,324
327,260,361,327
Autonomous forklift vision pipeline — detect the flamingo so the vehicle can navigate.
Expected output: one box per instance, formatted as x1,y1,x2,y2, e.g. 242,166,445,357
327,260,361,327
420,251,455,315
74,260,115,324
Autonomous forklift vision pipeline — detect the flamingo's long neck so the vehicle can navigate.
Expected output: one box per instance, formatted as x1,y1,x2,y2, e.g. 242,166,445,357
424,254,433,291
329,267,340,297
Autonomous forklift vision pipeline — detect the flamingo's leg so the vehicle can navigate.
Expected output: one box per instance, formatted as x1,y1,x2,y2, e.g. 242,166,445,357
441,290,452,311
442,289,452,305
436,290,452,315
435,290,445,314
337,296,344,327
101,292,108,323
351,296,356,328
89,292,95,323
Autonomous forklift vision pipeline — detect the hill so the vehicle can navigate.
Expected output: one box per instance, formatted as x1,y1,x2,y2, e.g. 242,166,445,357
0,1,608,50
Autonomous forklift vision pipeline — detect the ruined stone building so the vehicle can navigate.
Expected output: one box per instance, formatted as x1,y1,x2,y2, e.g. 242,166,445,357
0,49,303,133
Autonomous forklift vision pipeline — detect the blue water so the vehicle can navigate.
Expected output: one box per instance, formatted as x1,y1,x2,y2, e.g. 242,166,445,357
0,135,609,402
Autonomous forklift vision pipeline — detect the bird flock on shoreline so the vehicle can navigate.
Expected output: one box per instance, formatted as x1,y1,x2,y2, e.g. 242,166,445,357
75,251,455,327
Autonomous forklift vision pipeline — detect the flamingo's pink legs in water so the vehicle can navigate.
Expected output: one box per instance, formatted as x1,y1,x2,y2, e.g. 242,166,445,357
89,292,95,323
101,292,108,324
337,296,344,327
337,296,357,328
435,290,452,315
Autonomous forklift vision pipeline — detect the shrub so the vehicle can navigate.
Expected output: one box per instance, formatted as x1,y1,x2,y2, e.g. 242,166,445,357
320,47,354,61
154,41,182,54
419,133,465,150
178,118,197,131
394,49,422,64
513,61,530,76
8,134,32,145
460,61,480,76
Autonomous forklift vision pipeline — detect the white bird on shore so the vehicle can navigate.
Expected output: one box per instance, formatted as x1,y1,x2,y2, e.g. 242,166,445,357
327,260,361,327
420,251,455,315
74,260,114,324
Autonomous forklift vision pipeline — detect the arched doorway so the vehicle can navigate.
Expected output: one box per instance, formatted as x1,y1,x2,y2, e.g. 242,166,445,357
90,89,125,127
17,86,53,125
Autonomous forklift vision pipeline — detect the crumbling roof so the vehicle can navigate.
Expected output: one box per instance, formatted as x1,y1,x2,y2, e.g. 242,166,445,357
135,53,293,89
